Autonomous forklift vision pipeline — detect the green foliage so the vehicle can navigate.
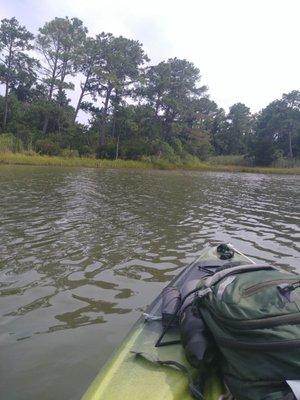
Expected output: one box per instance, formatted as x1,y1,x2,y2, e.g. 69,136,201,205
60,148,80,158
184,128,212,160
79,145,93,157
35,139,60,155
84,32,149,145
250,92,300,164
0,132,22,152
36,17,87,134
36,17,87,101
0,17,38,129
226,103,253,153
140,58,207,141
251,137,278,166
0,16,299,168
96,142,116,159
212,103,254,155
118,139,149,160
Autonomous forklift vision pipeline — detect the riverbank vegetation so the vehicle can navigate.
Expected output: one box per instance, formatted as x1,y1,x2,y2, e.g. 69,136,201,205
0,17,300,169
1,152,299,175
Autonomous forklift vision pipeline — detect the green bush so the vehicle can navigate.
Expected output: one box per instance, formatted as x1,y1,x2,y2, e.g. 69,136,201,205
35,139,60,156
182,154,202,165
120,140,149,159
96,143,116,159
78,145,94,157
60,148,80,158
194,140,212,161
142,155,172,169
170,138,184,156
148,139,181,163
184,130,212,161
252,139,280,166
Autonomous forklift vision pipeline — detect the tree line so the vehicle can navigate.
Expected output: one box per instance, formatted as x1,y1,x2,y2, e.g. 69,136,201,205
0,16,299,165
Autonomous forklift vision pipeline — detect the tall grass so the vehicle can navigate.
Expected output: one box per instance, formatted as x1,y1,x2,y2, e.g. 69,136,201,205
0,133,23,153
0,151,299,175
0,152,151,169
272,158,300,168
208,155,252,166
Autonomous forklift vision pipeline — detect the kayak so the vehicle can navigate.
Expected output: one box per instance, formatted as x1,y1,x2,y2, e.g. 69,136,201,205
82,244,254,400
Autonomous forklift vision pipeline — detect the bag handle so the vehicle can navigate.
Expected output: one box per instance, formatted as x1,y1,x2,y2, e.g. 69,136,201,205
204,263,274,289
197,264,274,300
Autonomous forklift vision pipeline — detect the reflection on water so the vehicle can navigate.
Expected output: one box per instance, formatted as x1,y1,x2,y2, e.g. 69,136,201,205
0,165,299,399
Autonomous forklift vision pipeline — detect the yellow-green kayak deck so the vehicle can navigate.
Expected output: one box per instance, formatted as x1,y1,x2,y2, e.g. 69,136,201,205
82,245,253,400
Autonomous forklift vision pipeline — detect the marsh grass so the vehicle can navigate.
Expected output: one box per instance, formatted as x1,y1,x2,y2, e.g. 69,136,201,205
0,152,299,175
0,152,150,169
209,155,251,166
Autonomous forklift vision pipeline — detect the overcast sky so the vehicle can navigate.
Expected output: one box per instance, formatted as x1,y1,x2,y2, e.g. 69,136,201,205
1,0,299,114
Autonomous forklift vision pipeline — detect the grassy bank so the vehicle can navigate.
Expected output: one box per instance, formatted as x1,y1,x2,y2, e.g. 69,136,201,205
0,152,151,169
0,152,300,175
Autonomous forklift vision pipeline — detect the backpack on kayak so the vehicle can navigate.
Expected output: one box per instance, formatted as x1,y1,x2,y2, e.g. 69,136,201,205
193,263,300,400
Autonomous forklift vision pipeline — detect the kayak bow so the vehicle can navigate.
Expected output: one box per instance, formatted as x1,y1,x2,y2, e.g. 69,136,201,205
82,244,253,400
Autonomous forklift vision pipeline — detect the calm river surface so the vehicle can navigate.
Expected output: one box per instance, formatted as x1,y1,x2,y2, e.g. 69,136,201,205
0,165,299,399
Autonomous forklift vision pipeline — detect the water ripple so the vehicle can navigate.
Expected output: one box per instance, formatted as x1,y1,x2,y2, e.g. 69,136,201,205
0,166,299,400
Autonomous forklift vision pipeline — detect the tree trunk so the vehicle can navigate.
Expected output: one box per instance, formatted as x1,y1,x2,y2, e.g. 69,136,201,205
58,61,67,107
288,131,293,158
56,65,67,133
42,116,49,135
3,81,9,130
155,99,160,117
74,70,91,122
3,42,13,130
164,107,174,140
42,52,59,135
99,87,112,146
115,135,119,160
111,111,116,139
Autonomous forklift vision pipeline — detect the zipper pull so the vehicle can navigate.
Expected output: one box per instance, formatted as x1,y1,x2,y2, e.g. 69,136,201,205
278,281,300,294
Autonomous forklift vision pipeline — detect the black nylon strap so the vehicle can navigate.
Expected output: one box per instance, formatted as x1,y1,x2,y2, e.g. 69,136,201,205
132,352,204,400
156,360,204,399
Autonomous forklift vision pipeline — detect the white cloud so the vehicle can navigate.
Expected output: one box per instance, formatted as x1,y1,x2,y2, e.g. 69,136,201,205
1,0,299,115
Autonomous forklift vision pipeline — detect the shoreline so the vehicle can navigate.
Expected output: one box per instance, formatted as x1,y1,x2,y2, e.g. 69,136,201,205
0,152,299,175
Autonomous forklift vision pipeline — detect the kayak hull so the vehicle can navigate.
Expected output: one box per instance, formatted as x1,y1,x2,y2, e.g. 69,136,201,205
82,245,253,400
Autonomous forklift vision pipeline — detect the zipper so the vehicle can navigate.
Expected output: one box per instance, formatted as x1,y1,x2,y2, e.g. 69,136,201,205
216,336,300,350
203,303,300,329
242,279,300,297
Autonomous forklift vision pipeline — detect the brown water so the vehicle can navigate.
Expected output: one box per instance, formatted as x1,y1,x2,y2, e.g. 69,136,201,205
0,165,299,400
